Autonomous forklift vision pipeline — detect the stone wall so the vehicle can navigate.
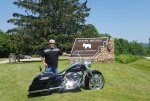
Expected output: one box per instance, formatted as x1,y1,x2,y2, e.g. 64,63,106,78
93,38,114,63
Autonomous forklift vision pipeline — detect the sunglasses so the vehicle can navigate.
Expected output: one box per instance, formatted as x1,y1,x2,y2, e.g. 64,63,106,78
50,43,55,44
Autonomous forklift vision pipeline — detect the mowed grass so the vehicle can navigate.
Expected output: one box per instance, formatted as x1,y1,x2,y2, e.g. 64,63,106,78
0,59,150,101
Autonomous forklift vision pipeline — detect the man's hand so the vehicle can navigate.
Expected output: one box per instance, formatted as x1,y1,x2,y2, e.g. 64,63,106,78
43,62,48,67
41,57,48,67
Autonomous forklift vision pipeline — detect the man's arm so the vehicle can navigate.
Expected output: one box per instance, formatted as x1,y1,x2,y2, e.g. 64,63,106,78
59,48,63,55
40,48,48,67
41,57,48,67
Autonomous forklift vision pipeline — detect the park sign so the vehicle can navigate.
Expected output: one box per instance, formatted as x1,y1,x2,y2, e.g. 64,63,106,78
69,37,114,63
70,38,109,57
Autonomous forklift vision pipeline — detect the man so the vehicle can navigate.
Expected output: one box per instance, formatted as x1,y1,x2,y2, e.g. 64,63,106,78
41,39,62,73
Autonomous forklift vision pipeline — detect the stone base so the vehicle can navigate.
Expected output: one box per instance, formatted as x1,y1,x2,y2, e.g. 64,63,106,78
69,54,114,64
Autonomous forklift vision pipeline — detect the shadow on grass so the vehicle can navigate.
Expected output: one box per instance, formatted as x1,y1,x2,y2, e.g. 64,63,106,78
27,89,81,98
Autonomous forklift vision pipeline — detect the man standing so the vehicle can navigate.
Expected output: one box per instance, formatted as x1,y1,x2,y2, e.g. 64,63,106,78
41,39,62,73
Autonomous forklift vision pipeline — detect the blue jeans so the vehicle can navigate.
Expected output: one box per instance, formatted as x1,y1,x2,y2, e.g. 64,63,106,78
45,66,58,73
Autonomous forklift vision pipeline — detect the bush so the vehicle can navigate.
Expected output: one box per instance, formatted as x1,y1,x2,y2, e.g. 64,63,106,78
115,54,144,64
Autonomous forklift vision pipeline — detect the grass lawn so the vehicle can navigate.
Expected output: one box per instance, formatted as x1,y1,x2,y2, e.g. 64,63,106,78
0,59,150,101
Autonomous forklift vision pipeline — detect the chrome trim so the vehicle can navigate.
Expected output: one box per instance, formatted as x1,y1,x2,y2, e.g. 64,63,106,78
29,86,62,94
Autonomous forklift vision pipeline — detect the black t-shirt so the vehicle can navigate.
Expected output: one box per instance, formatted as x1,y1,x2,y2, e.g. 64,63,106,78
41,48,61,67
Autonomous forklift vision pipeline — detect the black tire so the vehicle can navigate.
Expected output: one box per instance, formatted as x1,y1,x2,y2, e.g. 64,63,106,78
85,70,105,90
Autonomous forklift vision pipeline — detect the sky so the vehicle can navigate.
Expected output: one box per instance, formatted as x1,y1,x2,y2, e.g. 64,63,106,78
0,0,150,43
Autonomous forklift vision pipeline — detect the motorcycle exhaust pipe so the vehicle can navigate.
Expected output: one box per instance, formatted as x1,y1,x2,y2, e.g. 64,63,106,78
29,86,62,94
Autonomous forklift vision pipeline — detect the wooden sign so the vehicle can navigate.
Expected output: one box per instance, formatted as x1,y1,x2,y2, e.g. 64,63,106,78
70,38,108,57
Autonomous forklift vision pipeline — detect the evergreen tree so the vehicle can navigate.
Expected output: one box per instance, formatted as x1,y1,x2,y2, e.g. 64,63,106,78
79,24,100,38
7,0,90,39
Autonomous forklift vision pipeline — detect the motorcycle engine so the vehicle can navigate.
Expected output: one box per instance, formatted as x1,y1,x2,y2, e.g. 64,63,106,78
63,71,83,90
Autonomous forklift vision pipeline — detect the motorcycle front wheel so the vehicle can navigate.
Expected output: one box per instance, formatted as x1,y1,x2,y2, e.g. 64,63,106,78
85,70,105,90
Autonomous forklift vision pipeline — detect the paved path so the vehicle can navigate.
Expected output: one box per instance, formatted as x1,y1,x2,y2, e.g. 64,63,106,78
0,59,9,64
0,56,69,64
145,57,150,59
0,58,41,64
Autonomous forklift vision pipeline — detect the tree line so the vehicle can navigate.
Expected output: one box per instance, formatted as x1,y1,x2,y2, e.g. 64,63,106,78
0,24,102,57
0,0,149,57
115,38,150,56
0,29,150,58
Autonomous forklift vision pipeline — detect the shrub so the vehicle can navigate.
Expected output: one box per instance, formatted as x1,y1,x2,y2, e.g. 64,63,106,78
115,54,144,64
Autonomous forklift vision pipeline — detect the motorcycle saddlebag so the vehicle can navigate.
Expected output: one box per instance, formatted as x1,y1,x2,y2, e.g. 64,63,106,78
28,72,55,92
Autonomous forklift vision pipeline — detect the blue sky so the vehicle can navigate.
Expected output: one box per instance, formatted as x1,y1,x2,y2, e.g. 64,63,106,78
0,0,150,43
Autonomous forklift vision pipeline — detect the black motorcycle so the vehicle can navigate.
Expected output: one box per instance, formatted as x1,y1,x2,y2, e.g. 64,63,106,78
28,52,105,95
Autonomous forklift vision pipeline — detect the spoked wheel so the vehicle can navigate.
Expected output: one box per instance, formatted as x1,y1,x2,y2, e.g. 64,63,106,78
89,73,104,89
85,70,105,90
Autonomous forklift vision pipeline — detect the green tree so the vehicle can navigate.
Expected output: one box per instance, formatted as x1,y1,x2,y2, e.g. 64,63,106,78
99,33,111,38
79,24,100,38
7,0,90,39
7,0,91,54
115,38,146,56
0,30,10,57
145,46,150,56
114,38,130,55
129,41,145,56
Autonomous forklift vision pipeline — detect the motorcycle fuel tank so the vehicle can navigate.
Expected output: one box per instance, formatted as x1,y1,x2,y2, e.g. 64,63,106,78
66,63,86,73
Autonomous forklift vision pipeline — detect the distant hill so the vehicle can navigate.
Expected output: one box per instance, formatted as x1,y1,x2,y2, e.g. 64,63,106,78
142,43,149,47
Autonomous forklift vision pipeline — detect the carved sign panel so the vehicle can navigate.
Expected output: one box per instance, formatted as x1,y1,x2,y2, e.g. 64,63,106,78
70,38,108,57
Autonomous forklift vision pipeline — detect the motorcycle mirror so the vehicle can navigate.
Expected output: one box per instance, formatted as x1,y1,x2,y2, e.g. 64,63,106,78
39,65,42,72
